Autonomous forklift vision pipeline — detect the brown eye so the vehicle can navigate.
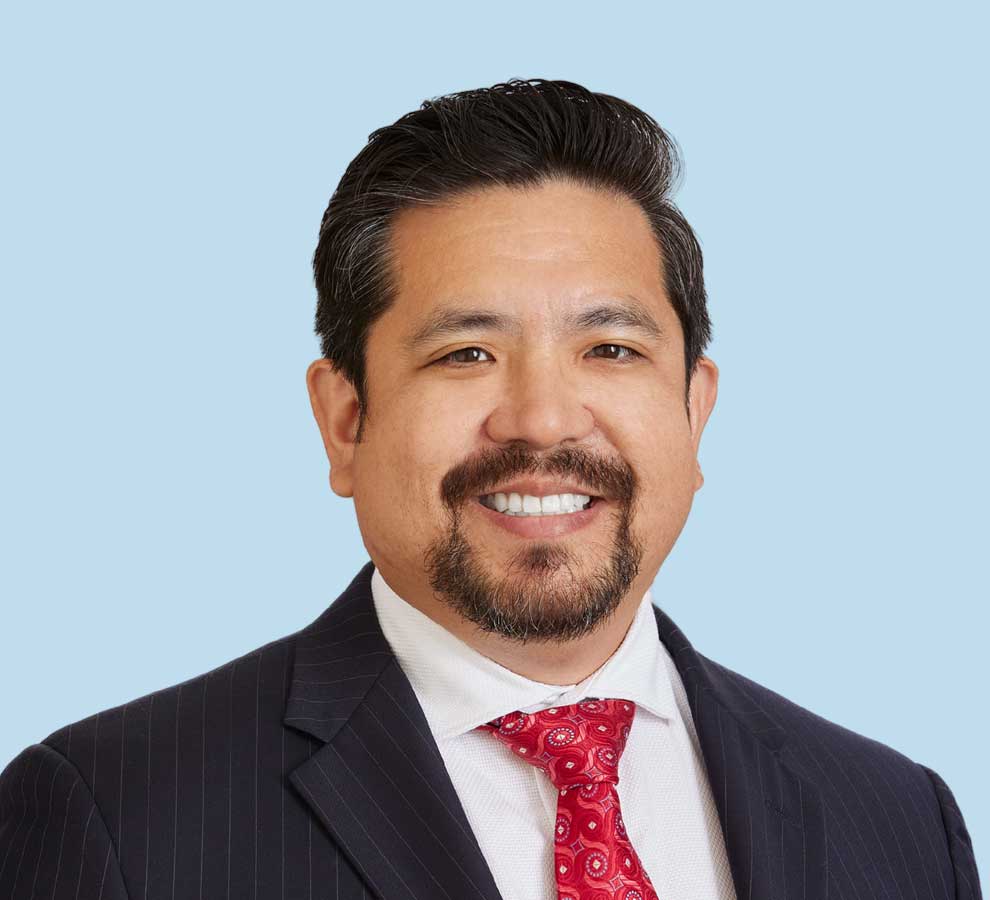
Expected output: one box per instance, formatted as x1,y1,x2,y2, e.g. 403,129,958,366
589,344,641,361
437,347,493,365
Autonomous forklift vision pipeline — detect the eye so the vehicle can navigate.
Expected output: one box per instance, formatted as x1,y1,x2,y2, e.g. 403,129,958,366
434,344,642,366
588,343,642,362
435,346,494,366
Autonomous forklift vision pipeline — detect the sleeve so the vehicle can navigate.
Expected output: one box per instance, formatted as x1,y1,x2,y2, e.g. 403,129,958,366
0,742,129,899
920,764,983,900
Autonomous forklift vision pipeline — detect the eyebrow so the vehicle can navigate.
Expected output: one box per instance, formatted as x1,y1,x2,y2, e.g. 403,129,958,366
403,298,666,351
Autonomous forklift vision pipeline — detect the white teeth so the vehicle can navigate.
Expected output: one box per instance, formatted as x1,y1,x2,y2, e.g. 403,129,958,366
480,492,594,516
522,495,541,514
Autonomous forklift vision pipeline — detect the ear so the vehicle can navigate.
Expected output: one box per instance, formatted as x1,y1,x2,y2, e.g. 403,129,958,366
686,355,719,492
305,358,360,498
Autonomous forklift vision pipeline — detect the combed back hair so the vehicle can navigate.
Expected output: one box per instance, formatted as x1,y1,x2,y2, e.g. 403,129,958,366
313,78,711,440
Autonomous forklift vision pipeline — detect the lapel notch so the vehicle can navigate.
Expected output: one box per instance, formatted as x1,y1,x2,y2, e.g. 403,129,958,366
653,605,828,900
284,562,504,900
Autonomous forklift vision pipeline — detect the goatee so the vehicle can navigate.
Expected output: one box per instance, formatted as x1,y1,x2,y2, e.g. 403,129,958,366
423,446,644,643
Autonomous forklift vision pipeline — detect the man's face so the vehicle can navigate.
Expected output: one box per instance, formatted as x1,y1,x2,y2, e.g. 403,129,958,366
309,178,717,643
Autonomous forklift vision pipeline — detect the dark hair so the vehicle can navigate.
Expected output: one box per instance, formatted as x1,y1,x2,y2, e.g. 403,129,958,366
313,78,711,439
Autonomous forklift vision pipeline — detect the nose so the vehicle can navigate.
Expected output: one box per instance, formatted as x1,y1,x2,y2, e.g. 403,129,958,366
483,355,595,450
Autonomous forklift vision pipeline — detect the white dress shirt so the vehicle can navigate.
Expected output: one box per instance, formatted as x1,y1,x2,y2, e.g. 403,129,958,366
371,567,738,900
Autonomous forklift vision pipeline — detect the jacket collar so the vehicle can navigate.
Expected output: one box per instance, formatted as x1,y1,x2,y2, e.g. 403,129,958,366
285,561,826,900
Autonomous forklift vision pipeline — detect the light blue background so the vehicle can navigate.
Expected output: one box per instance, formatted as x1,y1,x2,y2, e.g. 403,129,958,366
2,0,986,885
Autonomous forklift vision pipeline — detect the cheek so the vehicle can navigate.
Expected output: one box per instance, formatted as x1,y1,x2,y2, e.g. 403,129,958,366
628,421,697,512
629,456,697,564
357,402,469,531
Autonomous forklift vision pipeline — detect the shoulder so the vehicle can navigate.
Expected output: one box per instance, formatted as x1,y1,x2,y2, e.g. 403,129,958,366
698,652,961,835
705,655,982,895
702,652,930,773
38,629,301,778
0,632,302,897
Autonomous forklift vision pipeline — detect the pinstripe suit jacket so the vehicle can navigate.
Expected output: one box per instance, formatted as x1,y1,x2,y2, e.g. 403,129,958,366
1,560,981,899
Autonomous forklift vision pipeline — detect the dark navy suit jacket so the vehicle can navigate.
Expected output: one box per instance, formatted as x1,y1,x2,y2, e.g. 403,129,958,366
1,560,981,899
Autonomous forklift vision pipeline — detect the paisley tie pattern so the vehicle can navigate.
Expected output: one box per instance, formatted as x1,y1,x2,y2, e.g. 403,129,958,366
478,698,658,900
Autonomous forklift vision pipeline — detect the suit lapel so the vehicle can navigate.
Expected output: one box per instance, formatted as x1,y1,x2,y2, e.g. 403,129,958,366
284,561,827,900
653,605,828,900
284,562,504,900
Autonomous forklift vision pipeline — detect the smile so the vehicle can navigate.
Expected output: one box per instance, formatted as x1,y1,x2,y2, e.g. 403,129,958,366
477,491,596,517
472,493,604,539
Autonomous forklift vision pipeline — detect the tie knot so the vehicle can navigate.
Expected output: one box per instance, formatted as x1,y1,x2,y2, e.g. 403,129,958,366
478,698,635,790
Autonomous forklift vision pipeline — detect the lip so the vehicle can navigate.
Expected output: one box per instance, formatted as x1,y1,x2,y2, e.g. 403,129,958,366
471,495,606,538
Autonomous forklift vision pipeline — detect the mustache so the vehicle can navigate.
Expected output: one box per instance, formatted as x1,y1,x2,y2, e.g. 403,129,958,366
440,445,637,508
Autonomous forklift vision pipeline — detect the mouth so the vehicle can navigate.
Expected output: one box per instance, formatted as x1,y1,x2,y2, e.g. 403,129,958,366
471,490,606,539
477,491,598,517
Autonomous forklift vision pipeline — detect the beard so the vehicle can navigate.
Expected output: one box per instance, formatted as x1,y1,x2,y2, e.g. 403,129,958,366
423,446,645,644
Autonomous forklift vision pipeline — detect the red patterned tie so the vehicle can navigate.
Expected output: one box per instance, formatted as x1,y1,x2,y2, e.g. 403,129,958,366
478,697,658,900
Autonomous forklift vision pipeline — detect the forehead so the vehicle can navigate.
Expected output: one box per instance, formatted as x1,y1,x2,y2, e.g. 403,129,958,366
383,178,673,330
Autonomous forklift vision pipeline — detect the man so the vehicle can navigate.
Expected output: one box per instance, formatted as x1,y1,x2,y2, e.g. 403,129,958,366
0,78,980,900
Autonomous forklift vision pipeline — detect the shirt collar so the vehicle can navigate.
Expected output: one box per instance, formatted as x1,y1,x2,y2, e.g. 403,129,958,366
370,566,677,743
